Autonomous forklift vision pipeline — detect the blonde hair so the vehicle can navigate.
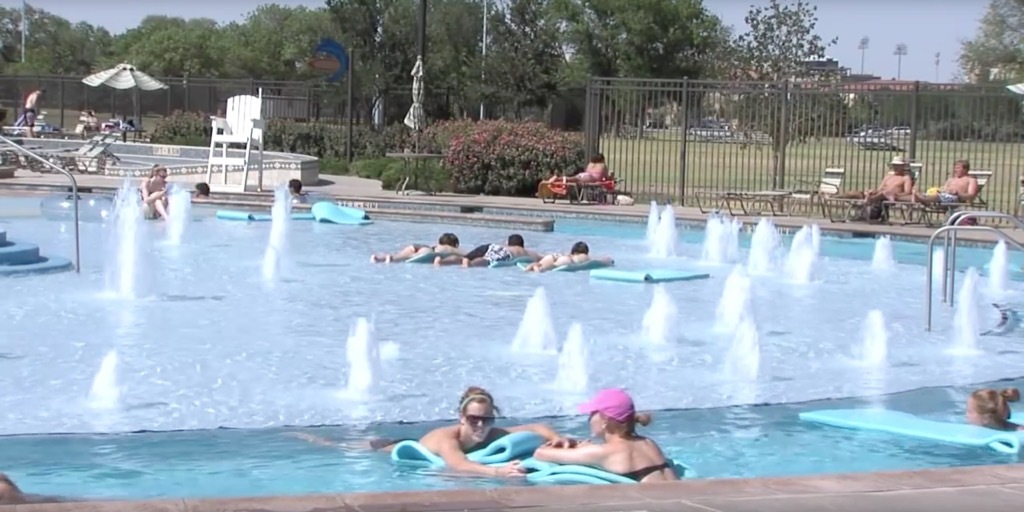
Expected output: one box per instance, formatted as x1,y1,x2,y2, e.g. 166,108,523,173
458,386,500,416
969,387,1019,428
603,412,653,436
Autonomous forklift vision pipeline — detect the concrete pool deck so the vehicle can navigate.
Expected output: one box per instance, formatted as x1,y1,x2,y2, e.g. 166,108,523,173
4,464,1024,511
1,170,1022,246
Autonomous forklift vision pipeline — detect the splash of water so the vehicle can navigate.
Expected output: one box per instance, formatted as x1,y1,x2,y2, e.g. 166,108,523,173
724,317,760,381
645,201,659,243
700,215,741,264
648,204,678,258
166,185,192,246
87,350,122,411
810,224,821,256
104,180,142,299
261,187,292,286
860,310,888,367
511,287,558,354
987,240,1009,298
950,268,982,355
784,225,819,284
931,248,946,283
715,266,753,334
747,218,779,275
641,285,678,345
343,317,381,397
870,236,895,271
551,323,589,393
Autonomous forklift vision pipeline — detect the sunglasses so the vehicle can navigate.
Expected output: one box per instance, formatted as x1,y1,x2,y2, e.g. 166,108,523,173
464,414,496,426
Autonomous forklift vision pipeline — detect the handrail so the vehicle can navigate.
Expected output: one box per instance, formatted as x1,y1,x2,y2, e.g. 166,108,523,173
947,210,1024,230
0,135,81,273
925,225,1024,331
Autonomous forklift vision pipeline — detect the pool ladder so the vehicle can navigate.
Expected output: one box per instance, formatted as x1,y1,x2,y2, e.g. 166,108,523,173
925,211,1024,331
0,134,81,273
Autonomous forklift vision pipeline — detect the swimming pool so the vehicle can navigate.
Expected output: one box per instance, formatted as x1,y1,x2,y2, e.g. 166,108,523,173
0,378,1018,500
0,192,1021,498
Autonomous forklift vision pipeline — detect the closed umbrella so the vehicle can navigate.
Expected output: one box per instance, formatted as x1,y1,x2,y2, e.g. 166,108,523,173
403,57,426,134
82,63,169,130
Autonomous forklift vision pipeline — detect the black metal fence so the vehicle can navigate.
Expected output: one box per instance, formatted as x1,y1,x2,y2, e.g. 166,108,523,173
0,74,455,130
584,77,1024,215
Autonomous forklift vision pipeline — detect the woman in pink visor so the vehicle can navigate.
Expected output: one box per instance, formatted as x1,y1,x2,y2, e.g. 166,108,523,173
532,388,678,483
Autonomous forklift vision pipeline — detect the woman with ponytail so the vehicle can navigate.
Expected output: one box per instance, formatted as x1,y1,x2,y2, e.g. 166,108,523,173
967,387,1022,431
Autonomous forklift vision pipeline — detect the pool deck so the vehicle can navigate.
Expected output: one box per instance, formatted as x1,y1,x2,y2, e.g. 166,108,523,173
5,464,1024,511
1,170,1022,245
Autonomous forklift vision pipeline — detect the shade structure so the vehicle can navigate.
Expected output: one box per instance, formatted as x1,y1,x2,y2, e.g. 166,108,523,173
82,63,168,91
403,56,426,131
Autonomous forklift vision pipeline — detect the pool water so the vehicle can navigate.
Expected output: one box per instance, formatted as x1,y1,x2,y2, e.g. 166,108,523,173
1,193,1023,499
1,377,1019,500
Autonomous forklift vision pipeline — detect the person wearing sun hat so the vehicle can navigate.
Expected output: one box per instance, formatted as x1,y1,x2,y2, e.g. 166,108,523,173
532,388,679,482
834,155,914,203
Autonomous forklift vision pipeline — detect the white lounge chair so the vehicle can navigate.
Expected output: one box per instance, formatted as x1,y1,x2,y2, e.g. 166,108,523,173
207,90,265,190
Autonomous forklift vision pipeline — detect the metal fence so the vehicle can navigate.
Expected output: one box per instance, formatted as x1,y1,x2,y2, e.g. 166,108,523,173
584,77,1024,215
0,74,455,131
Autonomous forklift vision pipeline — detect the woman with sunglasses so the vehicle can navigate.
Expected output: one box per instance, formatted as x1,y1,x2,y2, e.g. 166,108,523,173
294,386,569,478
532,388,678,483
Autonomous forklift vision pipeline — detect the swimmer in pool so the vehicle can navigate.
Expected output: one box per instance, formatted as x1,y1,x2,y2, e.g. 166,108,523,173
966,387,1022,431
370,233,462,263
533,388,678,483
140,165,169,221
294,386,571,478
523,241,613,273
460,234,541,268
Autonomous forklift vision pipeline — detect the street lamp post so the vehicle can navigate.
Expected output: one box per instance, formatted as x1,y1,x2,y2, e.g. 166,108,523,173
21,0,27,63
480,0,487,120
894,43,908,80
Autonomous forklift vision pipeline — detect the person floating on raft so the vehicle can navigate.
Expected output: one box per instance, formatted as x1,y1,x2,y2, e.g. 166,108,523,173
293,386,571,478
459,234,540,268
370,233,462,263
532,388,678,483
523,241,613,273
966,387,1022,431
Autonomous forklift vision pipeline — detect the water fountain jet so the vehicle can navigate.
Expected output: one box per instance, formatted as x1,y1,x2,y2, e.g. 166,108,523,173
641,285,678,345
551,323,589,393
715,266,753,333
648,204,678,258
511,287,558,354
701,215,741,264
860,310,888,367
261,187,292,286
871,236,895,272
950,268,982,355
784,225,819,284
987,240,1009,298
343,317,381,397
87,350,122,411
104,180,143,299
747,219,779,275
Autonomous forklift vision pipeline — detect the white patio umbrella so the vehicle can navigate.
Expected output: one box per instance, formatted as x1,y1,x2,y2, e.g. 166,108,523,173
403,56,426,135
82,63,169,129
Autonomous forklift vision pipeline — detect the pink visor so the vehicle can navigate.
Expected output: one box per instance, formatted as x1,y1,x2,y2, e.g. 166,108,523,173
578,388,635,423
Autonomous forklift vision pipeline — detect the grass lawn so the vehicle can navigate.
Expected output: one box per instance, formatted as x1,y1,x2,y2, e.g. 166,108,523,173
600,135,1024,214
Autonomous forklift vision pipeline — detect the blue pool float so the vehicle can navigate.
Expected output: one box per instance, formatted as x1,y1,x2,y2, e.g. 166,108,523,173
518,457,693,485
489,256,537,269
799,409,1024,454
589,269,711,284
516,259,614,272
406,250,463,264
390,431,545,468
311,201,372,225
216,210,315,222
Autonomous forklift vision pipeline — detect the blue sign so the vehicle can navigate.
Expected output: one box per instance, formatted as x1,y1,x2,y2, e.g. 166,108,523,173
309,38,350,83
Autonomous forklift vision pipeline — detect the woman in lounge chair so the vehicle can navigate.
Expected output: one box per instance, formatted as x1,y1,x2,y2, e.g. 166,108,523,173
371,233,461,263
533,388,678,483
966,387,1022,431
292,386,571,478
523,241,612,272
543,153,609,185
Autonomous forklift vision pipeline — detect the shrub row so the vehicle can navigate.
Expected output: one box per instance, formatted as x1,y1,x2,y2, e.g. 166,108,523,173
151,113,584,196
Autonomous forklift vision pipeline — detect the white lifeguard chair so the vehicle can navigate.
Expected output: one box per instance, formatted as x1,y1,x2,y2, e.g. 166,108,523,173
207,89,265,191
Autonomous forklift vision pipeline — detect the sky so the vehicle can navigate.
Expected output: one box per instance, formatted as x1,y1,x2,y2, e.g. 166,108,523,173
1,0,992,81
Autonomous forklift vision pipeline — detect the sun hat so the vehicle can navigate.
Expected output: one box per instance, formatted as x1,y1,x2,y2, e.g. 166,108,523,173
578,388,636,423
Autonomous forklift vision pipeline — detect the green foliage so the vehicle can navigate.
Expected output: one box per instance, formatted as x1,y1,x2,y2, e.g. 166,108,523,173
443,120,583,196
481,0,563,114
730,0,837,82
959,0,1024,82
149,110,211,146
351,157,451,191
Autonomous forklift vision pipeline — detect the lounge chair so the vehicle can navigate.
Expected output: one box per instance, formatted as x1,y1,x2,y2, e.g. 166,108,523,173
538,175,624,205
824,163,922,224
787,167,844,216
898,169,992,226
43,133,121,174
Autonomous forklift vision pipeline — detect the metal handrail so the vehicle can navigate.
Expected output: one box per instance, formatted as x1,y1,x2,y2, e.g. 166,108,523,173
926,225,1024,331
0,135,81,273
947,210,1024,230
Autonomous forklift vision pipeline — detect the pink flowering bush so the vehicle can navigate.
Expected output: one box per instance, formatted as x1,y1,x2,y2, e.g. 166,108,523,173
441,121,584,196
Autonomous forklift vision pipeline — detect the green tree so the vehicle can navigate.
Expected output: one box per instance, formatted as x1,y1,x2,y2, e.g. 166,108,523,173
0,6,113,75
114,16,230,77
224,4,338,81
553,0,724,79
726,0,839,188
959,0,1024,82
482,0,563,117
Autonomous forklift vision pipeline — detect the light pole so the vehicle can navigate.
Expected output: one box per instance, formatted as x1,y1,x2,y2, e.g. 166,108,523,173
20,0,27,63
893,43,908,79
934,52,941,82
858,36,869,75
480,0,487,120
